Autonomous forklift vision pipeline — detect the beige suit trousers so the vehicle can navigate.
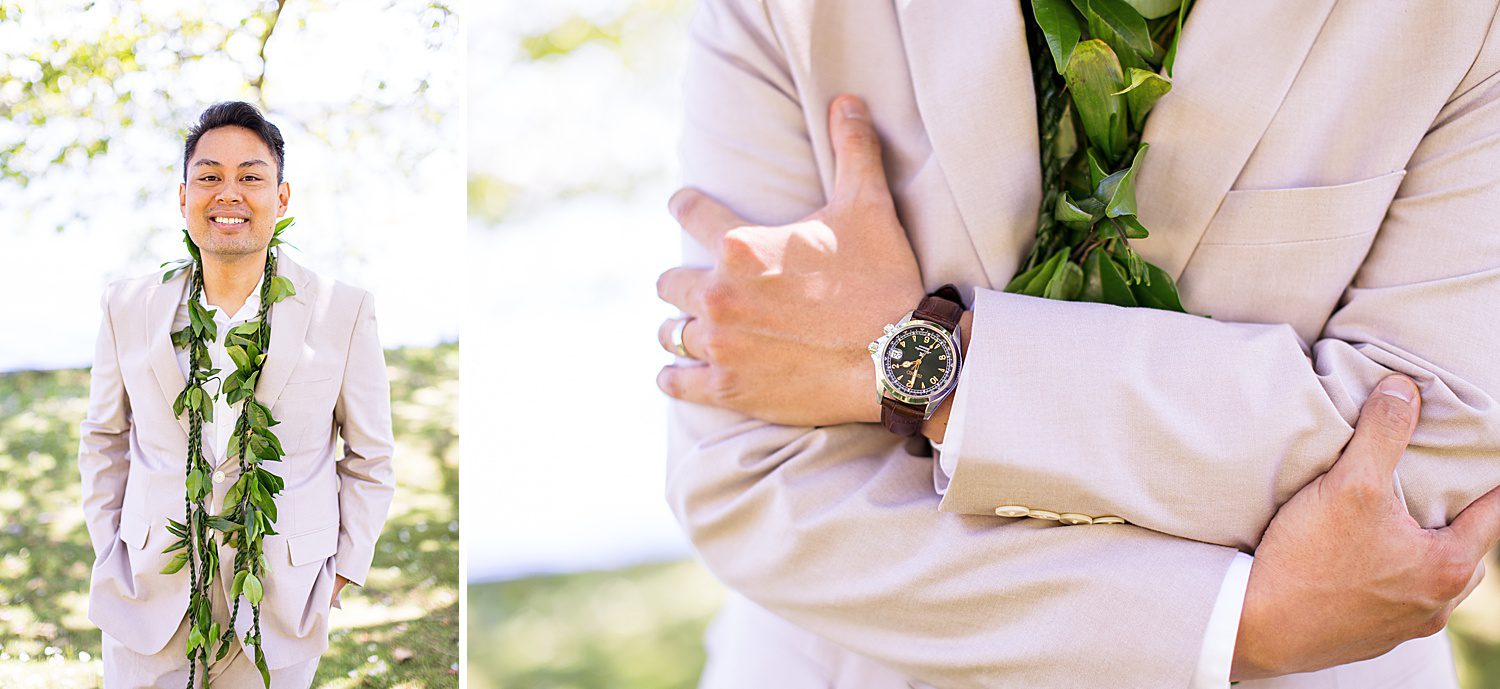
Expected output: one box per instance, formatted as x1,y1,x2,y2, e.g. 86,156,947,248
102,582,320,689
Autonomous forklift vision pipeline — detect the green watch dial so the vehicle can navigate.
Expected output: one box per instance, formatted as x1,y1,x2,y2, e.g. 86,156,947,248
881,325,957,398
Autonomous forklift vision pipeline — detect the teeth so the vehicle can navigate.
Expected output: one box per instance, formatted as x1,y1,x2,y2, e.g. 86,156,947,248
213,217,247,225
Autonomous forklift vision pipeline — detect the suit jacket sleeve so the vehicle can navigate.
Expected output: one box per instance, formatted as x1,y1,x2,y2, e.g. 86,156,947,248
78,284,132,559
939,18,1500,551
666,1,1239,687
331,290,396,586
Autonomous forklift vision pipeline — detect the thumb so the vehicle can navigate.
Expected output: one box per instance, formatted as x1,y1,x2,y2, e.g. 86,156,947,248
1327,374,1421,491
1441,483,1500,564
827,95,892,204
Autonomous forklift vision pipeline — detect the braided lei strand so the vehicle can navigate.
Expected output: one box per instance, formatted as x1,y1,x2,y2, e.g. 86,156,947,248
159,218,297,687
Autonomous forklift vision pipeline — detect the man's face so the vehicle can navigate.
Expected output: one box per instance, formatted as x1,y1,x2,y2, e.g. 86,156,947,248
180,125,290,260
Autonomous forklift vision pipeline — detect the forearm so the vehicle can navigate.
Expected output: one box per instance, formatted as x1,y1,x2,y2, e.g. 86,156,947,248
667,400,1240,688
934,285,1500,551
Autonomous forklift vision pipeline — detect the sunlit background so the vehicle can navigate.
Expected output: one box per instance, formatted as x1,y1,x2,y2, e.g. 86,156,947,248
462,2,1500,689
0,1,461,686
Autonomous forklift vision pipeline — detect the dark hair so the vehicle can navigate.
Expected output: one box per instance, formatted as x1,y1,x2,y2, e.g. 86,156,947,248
182,101,286,183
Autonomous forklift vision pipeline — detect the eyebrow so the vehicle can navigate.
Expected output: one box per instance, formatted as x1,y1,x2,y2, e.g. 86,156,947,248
191,159,271,169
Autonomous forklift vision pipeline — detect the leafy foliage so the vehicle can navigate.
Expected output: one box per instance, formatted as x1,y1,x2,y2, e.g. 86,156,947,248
1014,0,1194,313
162,224,297,688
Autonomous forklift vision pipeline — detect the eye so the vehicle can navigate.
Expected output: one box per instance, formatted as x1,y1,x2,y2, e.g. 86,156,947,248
242,175,261,182
199,175,220,182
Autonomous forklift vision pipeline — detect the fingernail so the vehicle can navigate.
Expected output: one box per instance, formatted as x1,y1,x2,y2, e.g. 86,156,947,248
1376,376,1415,403
839,97,865,121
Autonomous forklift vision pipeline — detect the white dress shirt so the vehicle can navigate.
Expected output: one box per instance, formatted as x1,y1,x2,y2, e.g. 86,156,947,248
171,276,264,468
934,360,1250,688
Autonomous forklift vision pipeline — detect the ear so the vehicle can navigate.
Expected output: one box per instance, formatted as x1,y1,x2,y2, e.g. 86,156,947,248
277,181,290,217
179,183,187,218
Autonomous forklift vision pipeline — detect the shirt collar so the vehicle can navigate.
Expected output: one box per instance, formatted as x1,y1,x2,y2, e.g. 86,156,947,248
188,273,267,325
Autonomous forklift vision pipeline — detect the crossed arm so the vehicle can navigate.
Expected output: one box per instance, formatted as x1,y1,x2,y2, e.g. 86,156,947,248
659,0,1500,684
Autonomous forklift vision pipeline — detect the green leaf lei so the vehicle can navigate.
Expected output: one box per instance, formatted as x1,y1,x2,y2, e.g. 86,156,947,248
158,218,297,688
1011,0,1194,311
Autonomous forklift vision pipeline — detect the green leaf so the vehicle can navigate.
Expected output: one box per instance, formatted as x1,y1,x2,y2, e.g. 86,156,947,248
1115,68,1173,129
1115,214,1150,239
255,647,271,687
266,275,297,304
162,537,187,554
166,519,187,538
1023,250,1068,297
1074,0,1154,57
231,570,249,601
227,345,251,371
1061,40,1128,160
1131,260,1187,312
186,468,205,500
1081,249,1138,306
160,551,189,575
187,625,205,653
161,260,191,284
1122,0,1180,18
1043,260,1085,301
1086,149,1110,189
1054,192,1100,230
1094,143,1150,217
244,572,265,606
1006,256,1055,293
1033,0,1084,72
1164,0,1194,76
274,217,296,233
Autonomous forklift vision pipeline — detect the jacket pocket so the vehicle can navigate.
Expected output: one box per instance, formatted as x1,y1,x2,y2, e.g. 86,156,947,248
287,524,339,567
1200,170,1407,245
119,510,151,550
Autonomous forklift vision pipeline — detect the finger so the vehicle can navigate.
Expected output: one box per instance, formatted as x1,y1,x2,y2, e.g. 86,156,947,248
669,188,748,256
1327,374,1421,490
827,95,892,202
657,364,714,406
656,317,708,361
1442,483,1500,562
656,266,711,314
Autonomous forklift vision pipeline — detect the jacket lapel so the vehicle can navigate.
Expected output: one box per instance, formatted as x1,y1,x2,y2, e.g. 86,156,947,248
146,270,191,438
1134,0,1339,280
895,0,1041,290
253,250,314,411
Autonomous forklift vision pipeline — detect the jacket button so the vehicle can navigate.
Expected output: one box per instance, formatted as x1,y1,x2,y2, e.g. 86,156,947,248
994,505,1030,518
1058,513,1093,525
212,470,226,484
1093,516,1126,525
1027,509,1060,521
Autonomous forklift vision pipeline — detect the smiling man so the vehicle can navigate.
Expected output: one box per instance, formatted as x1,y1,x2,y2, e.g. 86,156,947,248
78,101,396,688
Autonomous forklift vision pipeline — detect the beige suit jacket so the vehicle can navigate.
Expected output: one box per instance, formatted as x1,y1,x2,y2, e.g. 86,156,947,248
666,0,1500,687
79,253,396,669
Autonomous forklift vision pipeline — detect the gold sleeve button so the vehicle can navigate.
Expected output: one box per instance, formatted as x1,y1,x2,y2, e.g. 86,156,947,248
1026,509,1061,521
994,505,1030,518
1093,516,1126,525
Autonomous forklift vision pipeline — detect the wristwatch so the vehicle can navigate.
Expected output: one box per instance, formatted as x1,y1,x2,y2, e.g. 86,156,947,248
867,285,965,437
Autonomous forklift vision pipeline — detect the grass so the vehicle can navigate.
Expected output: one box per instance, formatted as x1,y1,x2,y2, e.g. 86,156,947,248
470,555,1500,688
0,343,458,688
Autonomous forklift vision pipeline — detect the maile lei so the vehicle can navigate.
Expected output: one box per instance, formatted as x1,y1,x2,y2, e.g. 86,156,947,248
1009,0,1194,311
158,218,297,688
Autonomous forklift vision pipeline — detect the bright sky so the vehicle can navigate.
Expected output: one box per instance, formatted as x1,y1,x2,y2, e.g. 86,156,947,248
463,0,697,581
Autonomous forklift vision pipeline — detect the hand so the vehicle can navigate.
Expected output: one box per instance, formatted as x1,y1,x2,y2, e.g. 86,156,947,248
655,95,924,426
1232,375,1500,679
331,574,350,609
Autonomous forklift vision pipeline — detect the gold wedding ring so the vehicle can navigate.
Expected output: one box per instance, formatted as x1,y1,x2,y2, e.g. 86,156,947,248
670,316,695,359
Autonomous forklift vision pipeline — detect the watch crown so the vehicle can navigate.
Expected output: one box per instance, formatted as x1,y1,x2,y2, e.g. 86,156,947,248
867,342,879,354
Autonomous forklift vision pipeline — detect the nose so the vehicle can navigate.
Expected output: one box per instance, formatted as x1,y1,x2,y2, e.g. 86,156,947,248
215,181,243,205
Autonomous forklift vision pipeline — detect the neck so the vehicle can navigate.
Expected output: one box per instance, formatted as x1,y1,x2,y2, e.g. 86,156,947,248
200,250,269,315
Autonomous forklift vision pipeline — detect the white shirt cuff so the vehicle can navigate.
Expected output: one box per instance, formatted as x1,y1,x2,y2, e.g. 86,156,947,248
1191,552,1254,688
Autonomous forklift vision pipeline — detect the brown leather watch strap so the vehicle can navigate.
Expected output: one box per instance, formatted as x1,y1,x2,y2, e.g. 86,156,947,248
878,285,966,438
913,284,964,330
881,398,927,437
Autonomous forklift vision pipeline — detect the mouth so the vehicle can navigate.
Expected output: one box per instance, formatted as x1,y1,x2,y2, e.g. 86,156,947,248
208,214,251,230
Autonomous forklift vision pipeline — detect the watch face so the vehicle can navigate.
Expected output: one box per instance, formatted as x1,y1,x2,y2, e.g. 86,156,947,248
880,325,957,399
